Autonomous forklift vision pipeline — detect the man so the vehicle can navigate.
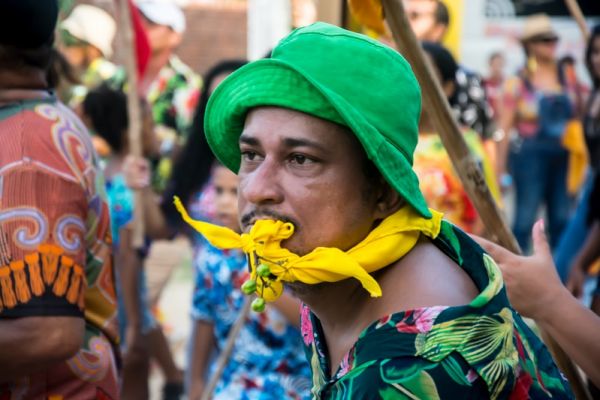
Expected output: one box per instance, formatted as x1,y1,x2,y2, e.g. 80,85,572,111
117,3,200,398
185,23,572,398
0,1,118,398
137,0,201,186
404,0,496,140
59,4,119,106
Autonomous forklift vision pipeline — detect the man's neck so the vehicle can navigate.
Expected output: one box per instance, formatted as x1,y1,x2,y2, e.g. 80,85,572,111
140,50,172,94
0,70,48,91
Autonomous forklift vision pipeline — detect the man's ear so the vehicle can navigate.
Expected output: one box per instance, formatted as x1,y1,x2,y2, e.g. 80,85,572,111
374,180,404,218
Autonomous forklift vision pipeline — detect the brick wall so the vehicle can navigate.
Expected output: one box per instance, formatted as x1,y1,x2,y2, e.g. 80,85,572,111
70,0,247,79
176,3,247,78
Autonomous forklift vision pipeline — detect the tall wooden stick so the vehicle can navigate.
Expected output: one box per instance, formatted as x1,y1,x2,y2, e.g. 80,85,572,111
117,0,145,248
564,0,590,42
200,297,252,400
380,0,590,398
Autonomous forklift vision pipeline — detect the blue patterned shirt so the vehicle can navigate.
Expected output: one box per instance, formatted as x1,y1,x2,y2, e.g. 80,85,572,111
193,242,312,400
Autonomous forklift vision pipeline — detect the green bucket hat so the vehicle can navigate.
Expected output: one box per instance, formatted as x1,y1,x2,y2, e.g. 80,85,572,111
205,22,431,218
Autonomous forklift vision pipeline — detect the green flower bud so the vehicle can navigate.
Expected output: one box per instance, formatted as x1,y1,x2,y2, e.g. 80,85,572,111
241,279,257,295
256,263,271,277
251,297,266,312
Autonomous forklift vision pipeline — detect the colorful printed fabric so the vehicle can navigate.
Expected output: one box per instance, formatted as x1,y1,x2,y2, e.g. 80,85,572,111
413,130,500,233
105,172,134,248
193,242,312,400
450,67,496,139
145,55,201,192
502,72,581,139
0,96,118,398
68,57,123,107
302,221,573,399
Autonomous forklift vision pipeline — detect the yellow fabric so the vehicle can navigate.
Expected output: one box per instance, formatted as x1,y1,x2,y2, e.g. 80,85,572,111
562,119,589,195
348,0,386,35
174,196,443,301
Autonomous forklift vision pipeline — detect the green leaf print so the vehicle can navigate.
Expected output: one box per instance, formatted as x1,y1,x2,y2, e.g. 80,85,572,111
439,223,462,264
379,368,440,400
415,308,518,399
440,357,472,386
470,254,504,308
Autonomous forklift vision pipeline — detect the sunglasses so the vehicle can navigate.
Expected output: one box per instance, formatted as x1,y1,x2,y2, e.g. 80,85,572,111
531,36,559,44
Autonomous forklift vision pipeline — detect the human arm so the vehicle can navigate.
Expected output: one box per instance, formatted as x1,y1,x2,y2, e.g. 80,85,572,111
123,155,171,239
188,320,216,400
496,79,518,185
472,220,600,387
0,316,84,382
567,221,600,298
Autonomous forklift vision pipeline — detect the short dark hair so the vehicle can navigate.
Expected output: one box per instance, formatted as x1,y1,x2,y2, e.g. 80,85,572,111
83,84,128,153
434,1,450,27
421,41,458,85
0,43,55,72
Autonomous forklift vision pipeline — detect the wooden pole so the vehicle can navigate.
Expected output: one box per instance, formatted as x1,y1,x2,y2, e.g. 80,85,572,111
564,0,590,42
117,0,145,248
380,0,591,398
200,297,252,400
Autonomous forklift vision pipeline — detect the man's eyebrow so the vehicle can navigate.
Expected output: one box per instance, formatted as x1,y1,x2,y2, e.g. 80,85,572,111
239,135,260,146
282,137,327,152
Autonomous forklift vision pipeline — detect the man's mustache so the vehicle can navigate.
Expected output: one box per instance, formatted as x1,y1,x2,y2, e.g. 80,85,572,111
240,209,299,230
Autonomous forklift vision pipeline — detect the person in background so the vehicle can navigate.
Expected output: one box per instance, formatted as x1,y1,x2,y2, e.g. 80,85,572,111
563,27,600,397
135,0,201,190
81,85,181,400
498,14,583,252
415,42,500,234
483,51,505,127
553,27,599,283
0,1,118,397
187,162,311,400
404,0,496,141
59,4,119,106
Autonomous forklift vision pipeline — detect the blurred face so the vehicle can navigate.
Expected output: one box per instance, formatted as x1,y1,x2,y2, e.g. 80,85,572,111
237,107,384,256
489,55,505,78
527,36,558,62
403,0,446,42
140,16,180,53
590,36,600,80
213,166,240,232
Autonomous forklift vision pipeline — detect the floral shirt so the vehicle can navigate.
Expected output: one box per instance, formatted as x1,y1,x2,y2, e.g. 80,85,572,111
146,56,201,192
302,221,573,399
0,96,118,399
413,130,500,233
193,242,312,400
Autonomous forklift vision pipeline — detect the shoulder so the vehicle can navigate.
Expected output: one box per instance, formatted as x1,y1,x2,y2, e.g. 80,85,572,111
377,237,479,312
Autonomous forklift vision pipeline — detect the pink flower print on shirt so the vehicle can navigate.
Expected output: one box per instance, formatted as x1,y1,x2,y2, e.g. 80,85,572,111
395,306,448,334
300,304,314,346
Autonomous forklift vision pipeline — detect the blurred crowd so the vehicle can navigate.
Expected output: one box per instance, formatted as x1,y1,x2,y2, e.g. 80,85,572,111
1,0,599,399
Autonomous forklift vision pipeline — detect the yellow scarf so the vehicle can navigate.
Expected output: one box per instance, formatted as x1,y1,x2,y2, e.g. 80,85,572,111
174,196,442,303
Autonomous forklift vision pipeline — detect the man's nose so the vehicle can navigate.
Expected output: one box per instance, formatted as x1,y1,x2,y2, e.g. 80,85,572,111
239,158,284,206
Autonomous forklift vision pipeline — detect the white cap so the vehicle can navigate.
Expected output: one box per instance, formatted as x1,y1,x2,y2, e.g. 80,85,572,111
137,0,186,34
61,4,116,58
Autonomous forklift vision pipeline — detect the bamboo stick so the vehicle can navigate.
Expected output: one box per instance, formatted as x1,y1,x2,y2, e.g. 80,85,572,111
200,297,252,400
117,0,145,248
380,0,590,398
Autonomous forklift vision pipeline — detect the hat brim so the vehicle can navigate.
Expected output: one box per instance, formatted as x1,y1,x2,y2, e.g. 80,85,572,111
205,58,432,219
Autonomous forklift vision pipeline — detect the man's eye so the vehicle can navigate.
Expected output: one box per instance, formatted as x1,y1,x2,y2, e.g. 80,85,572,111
290,154,312,165
241,151,258,161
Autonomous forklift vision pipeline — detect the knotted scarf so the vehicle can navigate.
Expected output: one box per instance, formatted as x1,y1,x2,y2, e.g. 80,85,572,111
174,196,442,303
